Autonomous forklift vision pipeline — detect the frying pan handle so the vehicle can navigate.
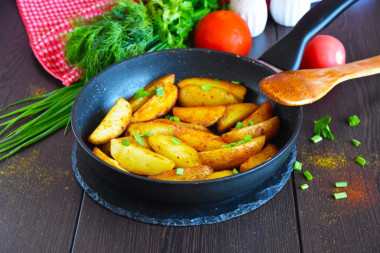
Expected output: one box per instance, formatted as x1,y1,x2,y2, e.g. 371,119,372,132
259,0,358,71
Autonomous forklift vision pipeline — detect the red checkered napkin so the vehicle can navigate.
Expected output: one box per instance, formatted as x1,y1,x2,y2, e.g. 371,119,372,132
17,0,114,86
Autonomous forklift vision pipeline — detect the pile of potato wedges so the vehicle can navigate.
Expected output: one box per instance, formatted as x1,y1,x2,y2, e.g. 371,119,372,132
88,74,280,181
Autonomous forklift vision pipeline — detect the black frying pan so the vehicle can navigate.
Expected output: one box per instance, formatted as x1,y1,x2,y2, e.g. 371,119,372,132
71,0,357,205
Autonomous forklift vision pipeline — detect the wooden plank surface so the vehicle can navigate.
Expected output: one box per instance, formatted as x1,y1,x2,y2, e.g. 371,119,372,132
72,21,301,253
0,1,84,252
291,1,380,252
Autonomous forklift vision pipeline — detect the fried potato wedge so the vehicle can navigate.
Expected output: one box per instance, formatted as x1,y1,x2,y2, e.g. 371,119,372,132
222,116,280,143
154,118,210,132
240,144,278,172
131,82,178,123
217,103,260,133
204,170,234,180
125,121,176,136
148,165,213,181
148,134,201,168
199,135,266,170
129,74,175,112
172,106,226,127
177,78,247,101
178,85,241,107
174,128,227,151
93,147,128,172
110,138,175,176
240,101,272,126
88,98,132,145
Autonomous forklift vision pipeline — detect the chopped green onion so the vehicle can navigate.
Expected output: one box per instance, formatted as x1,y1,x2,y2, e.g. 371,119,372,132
333,192,347,200
232,168,239,174
351,139,361,147
133,88,151,99
310,135,322,143
303,171,313,181
154,86,165,97
235,121,244,129
248,119,254,126
348,115,360,126
214,78,220,82
176,168,184,175
231,81,240,84
355,156,366,166
300,184,309,190
222,143,237,148
121,139,130,146
335,182,348,188
171,137,181,144
313,115,334,140
133,135,145,146
169,116,180,122
294,161,302,171
141,131,154,137
201,84,212,90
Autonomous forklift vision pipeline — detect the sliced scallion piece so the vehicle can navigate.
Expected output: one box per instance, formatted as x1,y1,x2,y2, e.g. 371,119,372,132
248,119,254,126
201,84,212,90
133,135,145,146
231,81,240,84
121,139,130,146
348,115,360,126
303,171,313,181
154,86,165,97
300,184,309,190
169,116,180,122
133,88,151,99
171,137,181,144
176,168,184,175
294,161,302,171
335,182,348,188
310,135,322,143
333,192,347,200
351,139,361,147
232,168,239,174
355,156,366,166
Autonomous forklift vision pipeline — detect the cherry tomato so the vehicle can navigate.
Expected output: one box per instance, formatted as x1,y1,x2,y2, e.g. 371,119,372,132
300,35,346,69
194,10,252,56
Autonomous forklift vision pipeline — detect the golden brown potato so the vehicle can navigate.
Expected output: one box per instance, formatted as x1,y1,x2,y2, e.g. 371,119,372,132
174,128,227,151
178,85,241,107
148,165,214,181
125,121,176,136
148,134,201,168
131,82,178,123
199,135,266,170
240,101,272,126
88,98,132,145
240,144,278,172
154,118,210,132
128,74,175,112
204,170,234,180
172,106,226,127
177,77,247,101
110,138,175,176
93,147,128,172
217,103,260,133
222,116,280,143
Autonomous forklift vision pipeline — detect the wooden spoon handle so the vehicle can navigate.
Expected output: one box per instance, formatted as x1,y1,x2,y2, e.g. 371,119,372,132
330,55,380,83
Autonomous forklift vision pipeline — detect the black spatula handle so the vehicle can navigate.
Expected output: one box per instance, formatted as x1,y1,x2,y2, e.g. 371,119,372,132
259,0,358,71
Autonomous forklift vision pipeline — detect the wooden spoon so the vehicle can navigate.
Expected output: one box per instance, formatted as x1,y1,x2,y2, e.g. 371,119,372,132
259,55,380,106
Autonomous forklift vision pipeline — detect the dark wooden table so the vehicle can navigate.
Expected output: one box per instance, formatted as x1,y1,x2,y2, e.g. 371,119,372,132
1,0,379,252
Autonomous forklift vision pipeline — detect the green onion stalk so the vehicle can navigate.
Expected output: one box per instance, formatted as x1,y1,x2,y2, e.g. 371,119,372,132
0,0,218,160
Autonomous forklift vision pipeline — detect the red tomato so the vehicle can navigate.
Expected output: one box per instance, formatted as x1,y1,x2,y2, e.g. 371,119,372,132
194,10,252,56
300,35,346,69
